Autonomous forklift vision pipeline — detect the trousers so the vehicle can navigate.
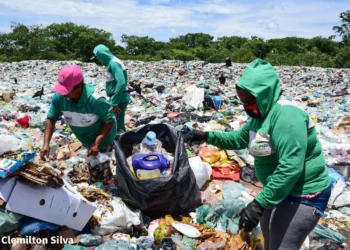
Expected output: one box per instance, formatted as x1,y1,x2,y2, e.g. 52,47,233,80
261,202,320,250
115,101,128,134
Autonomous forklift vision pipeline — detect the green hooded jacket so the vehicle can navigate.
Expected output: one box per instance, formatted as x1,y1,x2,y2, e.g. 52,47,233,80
47,84,117,148
208,59,330,209
93,44,130,107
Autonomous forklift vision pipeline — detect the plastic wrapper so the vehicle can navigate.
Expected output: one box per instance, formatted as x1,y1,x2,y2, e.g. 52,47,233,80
328,168,345,184
0,134,30,156
0,205,24,234
223,182,247,200
91,197,142,236
328,179,346,208
19,218,60,236
198,147,220,164
189,156,212,189
0,152,35,178
312,224,345,245
79,234,103,246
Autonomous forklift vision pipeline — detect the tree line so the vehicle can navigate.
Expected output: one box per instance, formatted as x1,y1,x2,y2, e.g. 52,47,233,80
0,10,349,68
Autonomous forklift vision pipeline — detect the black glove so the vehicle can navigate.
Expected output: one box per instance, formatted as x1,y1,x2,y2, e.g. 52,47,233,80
239,200,264,232
183,129,208,143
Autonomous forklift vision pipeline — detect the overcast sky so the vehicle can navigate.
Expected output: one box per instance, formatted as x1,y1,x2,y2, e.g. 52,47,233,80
0,0,349,44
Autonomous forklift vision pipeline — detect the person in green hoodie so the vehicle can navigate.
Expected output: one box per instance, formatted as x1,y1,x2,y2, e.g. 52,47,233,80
187,59,331,250
40,64,117,160
93,44,130,134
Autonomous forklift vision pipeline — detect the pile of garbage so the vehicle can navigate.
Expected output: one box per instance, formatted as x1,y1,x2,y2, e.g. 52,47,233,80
0,60,349,249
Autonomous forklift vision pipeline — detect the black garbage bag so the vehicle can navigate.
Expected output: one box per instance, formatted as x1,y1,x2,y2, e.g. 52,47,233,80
114,124,201,217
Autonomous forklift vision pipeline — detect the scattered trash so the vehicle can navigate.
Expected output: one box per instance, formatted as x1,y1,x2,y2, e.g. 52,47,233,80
0,59,349,249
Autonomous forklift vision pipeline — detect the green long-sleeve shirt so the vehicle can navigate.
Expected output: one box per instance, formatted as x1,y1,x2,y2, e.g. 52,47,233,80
208,59,330,209
93,44,130,107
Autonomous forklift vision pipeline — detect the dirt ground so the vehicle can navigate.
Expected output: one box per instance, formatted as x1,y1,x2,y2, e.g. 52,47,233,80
202,179,263,199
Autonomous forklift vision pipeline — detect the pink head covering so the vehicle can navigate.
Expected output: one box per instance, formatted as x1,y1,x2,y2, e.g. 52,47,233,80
53,65,84,95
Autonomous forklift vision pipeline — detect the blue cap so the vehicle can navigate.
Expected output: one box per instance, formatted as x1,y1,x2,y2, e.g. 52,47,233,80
144,131,157,146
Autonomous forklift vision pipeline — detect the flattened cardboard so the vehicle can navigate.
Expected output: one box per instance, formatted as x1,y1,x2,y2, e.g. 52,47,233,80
6,180,96,231
0,177,16,202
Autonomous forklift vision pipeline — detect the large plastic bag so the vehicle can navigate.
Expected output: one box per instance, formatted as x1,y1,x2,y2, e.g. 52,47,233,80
91,197,141,236
328,179,346,208
312,224,345,245
223,182,247,200
332,190,350,208
114,124,201,216
0,135,30,156
196,200,245,231
0,206,24,234
182,85,205,110
188,156,212,189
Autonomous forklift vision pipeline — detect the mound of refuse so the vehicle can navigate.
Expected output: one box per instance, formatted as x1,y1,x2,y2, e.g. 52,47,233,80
0,60,349,249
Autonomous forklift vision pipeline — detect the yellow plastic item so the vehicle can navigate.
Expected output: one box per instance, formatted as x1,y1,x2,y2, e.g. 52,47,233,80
198,147,221,164
136,169,160,180
217,151,228,161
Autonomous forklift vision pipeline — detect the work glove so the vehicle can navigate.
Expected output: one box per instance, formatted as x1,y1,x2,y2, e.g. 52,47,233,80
183,129,208,143
239,200,264,232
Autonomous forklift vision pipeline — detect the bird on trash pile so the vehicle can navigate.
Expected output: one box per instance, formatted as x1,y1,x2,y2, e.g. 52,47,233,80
13,78,18,84
226,57,232,67
219,72,226,85
32,87,44,99
129,81,142,95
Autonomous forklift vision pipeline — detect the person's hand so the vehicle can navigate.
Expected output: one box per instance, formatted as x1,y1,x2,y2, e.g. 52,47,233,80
88,141,99,156
113,106,121,115
40,144,50,161
183,129,208,143
239,200,264,232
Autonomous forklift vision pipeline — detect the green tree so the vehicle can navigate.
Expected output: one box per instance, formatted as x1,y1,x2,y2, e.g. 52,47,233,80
333,10,350,45
169,33,214,48
217,36,248,50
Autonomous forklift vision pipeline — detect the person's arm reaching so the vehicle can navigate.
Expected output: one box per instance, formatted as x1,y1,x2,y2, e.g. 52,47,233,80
88,121,114,156
207,120,251,150
40,94,62,161
40,119,56,161
88,96,116,156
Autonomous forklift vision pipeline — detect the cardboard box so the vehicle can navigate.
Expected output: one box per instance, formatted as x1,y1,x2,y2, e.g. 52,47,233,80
6,180,96,231
0,177,16,202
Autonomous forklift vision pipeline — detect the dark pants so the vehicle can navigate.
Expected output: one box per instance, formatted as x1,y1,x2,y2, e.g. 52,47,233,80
261,202,320,250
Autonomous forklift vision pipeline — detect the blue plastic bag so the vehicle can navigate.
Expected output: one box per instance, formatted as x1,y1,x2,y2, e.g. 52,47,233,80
206,95,223,111
19,218,60,236
328,168,345,185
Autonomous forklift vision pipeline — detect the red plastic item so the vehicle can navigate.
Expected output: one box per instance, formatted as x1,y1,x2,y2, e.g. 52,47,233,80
211,167,240,182
178,69,185,76
16,115,30,127
167,112,180,121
